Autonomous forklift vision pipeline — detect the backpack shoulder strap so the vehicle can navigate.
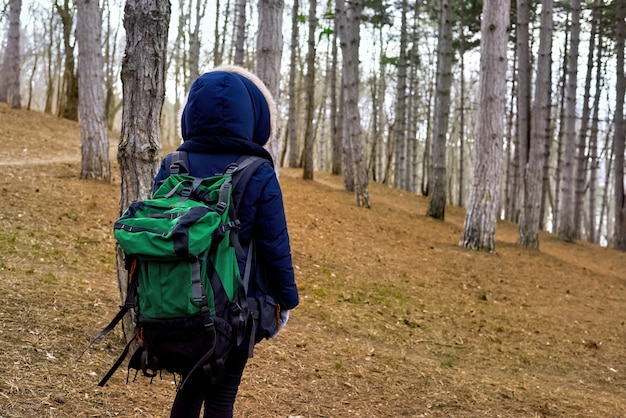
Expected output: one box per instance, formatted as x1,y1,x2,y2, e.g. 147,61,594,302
229,156,266,217
164,151,190,176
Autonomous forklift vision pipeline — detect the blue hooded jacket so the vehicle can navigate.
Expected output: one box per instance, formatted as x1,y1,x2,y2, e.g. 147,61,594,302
154,67,299,311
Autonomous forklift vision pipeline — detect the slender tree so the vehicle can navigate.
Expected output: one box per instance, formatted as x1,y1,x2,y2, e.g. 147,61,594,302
614,0,626,250
331,9,342,176
393,0,409,190
574,1,599,238
559,0,582,242
0,0,22,109
286,0,300,168
589,16,605,243
461,0,510,252
234,0,247,66
187,0,208,89
256,0,284,170
337,0,369,207
117,0,171,340
427,0,453,220
515,0,531,224
302,0,317,180
76,0,110,181
553,19,570,233
519,0,553,249
56,0,79,121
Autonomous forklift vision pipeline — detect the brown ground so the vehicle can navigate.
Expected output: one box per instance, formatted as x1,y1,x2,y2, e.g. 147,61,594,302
0,103,625,418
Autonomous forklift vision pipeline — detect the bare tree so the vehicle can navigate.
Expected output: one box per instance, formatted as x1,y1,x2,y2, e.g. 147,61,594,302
0,0,22,109
76,0,110,181
574,1,599,239
461,0,510,252
337,0,369,208
302,0,317,180
331,9,342,176
286,0,300,168
519,0,553,249
55,0,79,121
187,0,208,89
589,15,605,244
256,0,284,170
427,0,453,220
559,0,581,242
393,0,409,191
117,0,171,340
614,0,626,250
515,0,530,224
234,0,247,66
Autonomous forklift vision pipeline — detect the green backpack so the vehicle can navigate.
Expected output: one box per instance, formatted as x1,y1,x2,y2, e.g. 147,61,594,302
82,152,264,389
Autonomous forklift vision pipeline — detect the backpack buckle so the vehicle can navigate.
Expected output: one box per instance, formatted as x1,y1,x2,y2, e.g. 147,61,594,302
180,187,193,198
215,201,227,214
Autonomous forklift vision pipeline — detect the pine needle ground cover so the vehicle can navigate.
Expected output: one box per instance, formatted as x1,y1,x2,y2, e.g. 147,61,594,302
0,104,625,417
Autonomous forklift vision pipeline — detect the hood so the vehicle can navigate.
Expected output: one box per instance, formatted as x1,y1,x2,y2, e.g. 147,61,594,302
180,65,277,148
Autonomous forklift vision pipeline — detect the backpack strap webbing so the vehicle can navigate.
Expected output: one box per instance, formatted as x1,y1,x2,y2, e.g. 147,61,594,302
164,151,190,175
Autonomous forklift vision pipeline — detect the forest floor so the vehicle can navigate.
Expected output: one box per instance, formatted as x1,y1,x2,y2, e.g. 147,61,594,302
1,103,626,418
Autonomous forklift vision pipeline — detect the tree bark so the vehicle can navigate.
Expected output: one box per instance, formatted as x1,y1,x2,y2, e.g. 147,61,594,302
234,0,247,66
188,0,208,90
588,18,604,244
77,0,110,181
574,1,599,238
0,0,22,109
393,0,408,190
515,0,531,223
427,0,453,220
559,0,581,242
330,12,341,176
302,0,317,180
519,0,553,249
56,0,79,121
117,0,171,341
461,0,509,252
256,0,284,171
287,0,300,168
337,0,369,207
614,0,626,250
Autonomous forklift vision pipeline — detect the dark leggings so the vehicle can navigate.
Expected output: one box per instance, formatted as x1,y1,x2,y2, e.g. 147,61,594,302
169,346,249,418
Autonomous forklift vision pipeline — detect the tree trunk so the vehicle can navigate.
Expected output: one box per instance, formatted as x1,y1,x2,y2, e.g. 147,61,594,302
518,0,553,249
589,20,604,244
56,0,79,121
337,0,369,207
515,0,531,223
574,1,599,239
256,0,283,171
554,21,570,233
77,0,110,181
461,0,509,252
302,0,317,180
0,0,22,109
287,0,300,168
614,0,626,250
393,0,409,190
234,0,247,66
559,0,581,242
330,13,341,176
188,0,208,90
427,0,453,220
504,47,517,221
117,0,171,341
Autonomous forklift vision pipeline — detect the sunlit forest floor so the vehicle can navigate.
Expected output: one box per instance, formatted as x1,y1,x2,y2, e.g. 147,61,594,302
1,103,626,417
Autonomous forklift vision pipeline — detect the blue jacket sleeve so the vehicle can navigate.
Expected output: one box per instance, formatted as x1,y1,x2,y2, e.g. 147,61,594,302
247,165,299,310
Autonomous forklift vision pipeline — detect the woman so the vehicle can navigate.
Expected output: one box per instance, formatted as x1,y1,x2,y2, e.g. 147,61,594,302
154,66,299,418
